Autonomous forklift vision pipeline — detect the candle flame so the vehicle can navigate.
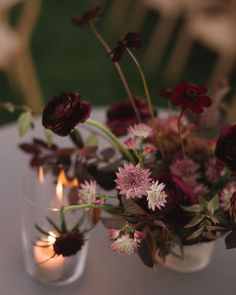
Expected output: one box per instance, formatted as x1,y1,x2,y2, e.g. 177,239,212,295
38,166,45,183
56,178,63,203
48,231,56,244
57,170,79,188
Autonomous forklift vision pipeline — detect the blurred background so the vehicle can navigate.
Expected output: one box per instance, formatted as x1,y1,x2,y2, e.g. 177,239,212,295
0,0,236,125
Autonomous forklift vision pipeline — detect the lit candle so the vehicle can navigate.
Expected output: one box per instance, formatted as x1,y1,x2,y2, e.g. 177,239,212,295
33,232,65,282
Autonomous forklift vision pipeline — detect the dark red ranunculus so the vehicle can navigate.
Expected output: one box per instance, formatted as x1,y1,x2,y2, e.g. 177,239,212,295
159,82,212,113
106,98,154,136
157,174,196,212
215,124,236,171
110,32,142,62
71,6,101,27
42,92,91,136
53,232,84,257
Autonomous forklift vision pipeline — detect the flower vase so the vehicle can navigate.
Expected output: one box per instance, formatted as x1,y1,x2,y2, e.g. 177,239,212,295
19,170,89,286
156,241,215,273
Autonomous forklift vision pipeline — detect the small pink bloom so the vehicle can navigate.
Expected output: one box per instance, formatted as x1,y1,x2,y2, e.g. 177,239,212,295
115,163,152,199
134,230,144,242
124,137,138,150
143,143,157,155
128,123,153,139
108,229,120,240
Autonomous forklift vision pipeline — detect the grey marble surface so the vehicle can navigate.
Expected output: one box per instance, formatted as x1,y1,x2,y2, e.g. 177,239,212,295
0,108,235,295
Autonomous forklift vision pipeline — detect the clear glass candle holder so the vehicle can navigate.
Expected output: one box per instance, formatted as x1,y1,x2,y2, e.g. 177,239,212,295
19,169,89,286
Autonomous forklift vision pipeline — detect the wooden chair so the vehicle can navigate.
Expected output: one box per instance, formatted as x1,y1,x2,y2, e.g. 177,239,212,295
163,0,236,87
0,0,43,112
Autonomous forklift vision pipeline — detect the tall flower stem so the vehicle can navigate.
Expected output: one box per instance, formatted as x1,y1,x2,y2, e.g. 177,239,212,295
177,110,188,176
89,22,141,122
126,48,155,121
64,204,114,214
85,118,136,163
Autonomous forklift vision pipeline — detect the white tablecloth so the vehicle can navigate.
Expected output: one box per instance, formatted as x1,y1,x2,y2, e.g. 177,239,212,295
0,108,235,294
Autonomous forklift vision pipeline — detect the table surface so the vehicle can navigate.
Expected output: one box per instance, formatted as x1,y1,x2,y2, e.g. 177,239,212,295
0,108,235,295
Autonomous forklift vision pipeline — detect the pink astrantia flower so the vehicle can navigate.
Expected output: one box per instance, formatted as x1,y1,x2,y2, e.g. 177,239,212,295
108,229,120,240
219,182,236,211
128,123,153,139
205,158,224,183
124,137,138,150
115,163,152,199
143,143,157,155
110,229,144,255
146,181,167,211
77,180,97,205
111,235,138,255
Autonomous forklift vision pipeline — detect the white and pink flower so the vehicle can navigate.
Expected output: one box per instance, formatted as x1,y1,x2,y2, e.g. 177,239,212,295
143,143,157,155
109,228,144,256
124,137,138,150
128,123,153,139
77,180,97,205
115,163,152,199
219,181,236,211
146,181,167,211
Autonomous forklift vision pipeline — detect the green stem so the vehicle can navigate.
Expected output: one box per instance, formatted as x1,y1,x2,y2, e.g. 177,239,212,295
177,110,188,176
89,22,141,122
126,48,155,121
85,118,136,163
64,204,115,214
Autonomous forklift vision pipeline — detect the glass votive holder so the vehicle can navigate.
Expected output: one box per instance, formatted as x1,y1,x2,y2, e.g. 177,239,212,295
19,169,89,286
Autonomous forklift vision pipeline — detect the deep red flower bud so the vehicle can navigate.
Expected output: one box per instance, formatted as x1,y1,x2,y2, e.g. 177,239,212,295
53,232,85,257
42,92,91,136
110,32,142,62
159,82,212,113
71,6,101,27
215,124,236,171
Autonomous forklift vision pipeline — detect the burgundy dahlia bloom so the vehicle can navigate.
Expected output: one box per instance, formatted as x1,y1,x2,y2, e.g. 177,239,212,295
110,32,142,62
42,92,91,136
71,6,101,27
106,98,154,136
215,124,236,171
53,232,85,257
159,82,212,113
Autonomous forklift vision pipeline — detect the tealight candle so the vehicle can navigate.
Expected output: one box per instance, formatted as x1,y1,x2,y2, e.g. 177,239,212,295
33,232,65,282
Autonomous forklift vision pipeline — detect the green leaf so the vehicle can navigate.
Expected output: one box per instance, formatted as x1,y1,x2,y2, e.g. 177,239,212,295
44,129,53,148
207,195,220,215
181,204,202,213
18,111,33,137
34,223,49,236
184,215,204,228
100,216,126,229
187,227,204,240
85,133,98,147
60,208,68,234
169,234,183,259
203,232,216,240
138,228,156,268
225,230,236,249
46,217,62,234
71,213,85,232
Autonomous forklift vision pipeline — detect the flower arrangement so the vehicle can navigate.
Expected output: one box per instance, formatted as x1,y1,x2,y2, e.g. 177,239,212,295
2,6,236,270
